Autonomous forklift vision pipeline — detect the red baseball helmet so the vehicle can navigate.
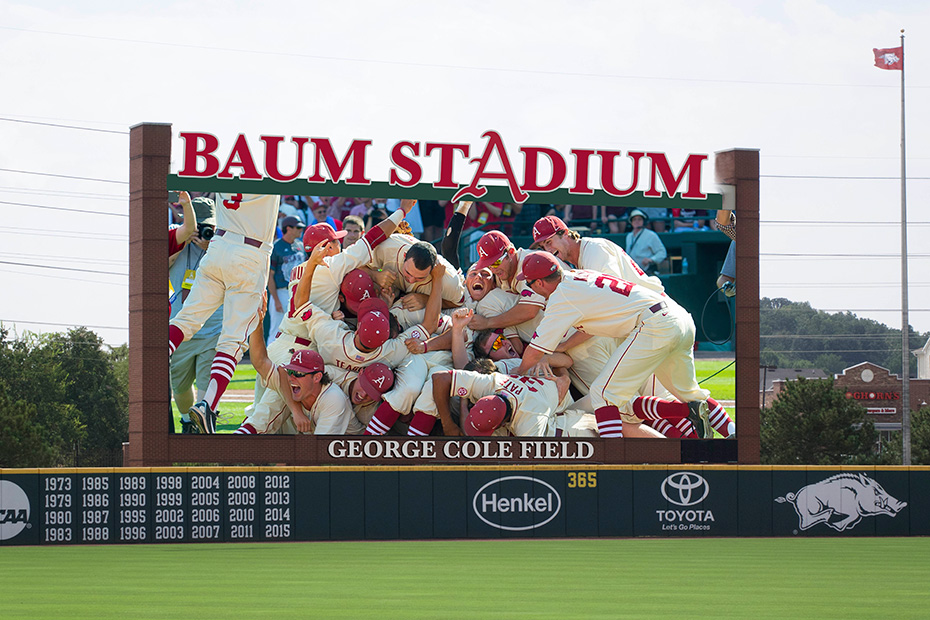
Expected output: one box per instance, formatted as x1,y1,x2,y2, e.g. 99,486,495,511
530,215,568,248
303,222,347,253
473,231,512,270
340,269,376,315
357,308,391,350
463,395,507,436
515,251,560,282
357,362,395,400
282,348,324,375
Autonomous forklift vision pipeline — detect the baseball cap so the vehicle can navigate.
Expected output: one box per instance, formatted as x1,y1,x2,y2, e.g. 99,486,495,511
340,269,376,315
516,251,560,282
282,349,324,375
303,223,347,252
628,208,648,223
464,395,507,436
191,197,216,227
357,309,391,350
281,216,306,231
530,216,568,248
357,363,395,401
473,231,512,270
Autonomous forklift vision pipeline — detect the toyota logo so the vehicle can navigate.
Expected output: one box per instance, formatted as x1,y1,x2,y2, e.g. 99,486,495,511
661,472,709,507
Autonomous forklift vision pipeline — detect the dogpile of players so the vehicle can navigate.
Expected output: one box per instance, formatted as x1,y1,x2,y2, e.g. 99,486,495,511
184,198,735,440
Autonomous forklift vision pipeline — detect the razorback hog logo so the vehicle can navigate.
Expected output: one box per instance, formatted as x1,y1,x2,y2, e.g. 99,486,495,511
301,307,313,321
775,473,907,532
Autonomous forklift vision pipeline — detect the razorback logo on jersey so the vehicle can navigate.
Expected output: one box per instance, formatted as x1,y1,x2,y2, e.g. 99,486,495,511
520,289,534,297
457,387,468,396
301,308,313,321
410,330,421,339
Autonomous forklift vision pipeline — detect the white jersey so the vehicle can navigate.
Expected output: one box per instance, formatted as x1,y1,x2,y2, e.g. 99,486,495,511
497,249,550,309
245,363,355,434
371,234,466,304
529,269,666,355
324,364,371,434
577,237,664,294
475,288,542,343
297,300,426,373
448,370,575,437
215,193,280,246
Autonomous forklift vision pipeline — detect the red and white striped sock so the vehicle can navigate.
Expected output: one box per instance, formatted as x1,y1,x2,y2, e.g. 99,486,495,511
364,402,401,435
648,419,676,437
407,412,436,436
707,397,734,437
168,325,185,356
234,423,257,435
203,351,237,411
631,395,689,420
673,417,699,438
594,406,624,438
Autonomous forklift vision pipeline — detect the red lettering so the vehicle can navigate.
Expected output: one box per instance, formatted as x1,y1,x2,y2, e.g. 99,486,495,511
520,147,566,192
217,134,262,180
178,132,220,177
452,131,529,203
260,135,310,182
307,138,372,185
425,142,469,189
573,270,633,296
599,151,644,197
644,152,708,199
569,149,596,195
389,141,423,187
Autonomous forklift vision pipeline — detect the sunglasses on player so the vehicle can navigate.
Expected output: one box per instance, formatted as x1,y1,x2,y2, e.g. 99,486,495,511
286,369,318,378
489,333,506,351
489,257,504,269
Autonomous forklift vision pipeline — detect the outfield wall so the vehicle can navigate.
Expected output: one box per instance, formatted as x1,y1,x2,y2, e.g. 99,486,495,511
1,466,924,546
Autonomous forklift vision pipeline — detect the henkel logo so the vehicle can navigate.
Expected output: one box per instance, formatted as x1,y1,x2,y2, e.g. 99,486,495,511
0,480,31,541
473,476,561,531
661,472,709,507
776,473,907,532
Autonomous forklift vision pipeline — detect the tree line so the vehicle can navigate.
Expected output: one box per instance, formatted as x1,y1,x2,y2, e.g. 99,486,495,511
0,327,128,468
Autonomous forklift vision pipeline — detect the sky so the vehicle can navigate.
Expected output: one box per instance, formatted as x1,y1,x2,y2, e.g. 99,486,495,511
0,0,928,350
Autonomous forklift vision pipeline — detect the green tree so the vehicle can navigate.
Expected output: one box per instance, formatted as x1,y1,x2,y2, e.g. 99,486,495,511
911,407,930,465
0,388,54,467
761,377,893,465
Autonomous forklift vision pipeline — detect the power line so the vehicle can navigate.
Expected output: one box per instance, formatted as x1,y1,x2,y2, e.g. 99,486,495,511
0,225,126,241
3,25,927,90
0,259,127,276
0,116,128,135
0,251,127,266
0,318,127,331
0,266,128,287
0,199,128,217
0,167,127,184
761,174,930,180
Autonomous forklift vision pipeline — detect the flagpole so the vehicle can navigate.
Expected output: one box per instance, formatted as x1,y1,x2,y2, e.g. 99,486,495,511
899,29,910,465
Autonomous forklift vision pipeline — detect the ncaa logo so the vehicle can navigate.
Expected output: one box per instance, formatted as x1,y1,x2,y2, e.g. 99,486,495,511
661,472,709,507
0,480,31,541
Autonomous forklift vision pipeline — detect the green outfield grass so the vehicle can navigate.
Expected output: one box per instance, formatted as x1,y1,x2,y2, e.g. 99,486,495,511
0,538,924,619
696,358,736,402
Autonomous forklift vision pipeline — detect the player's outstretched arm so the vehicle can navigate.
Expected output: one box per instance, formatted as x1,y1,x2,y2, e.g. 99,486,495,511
515,344,546,376
247,295,273,380
432,371,463,437
175,191,197,246
450,308,472,370
292,240,331,309
468,302,540,331
421,262,445,335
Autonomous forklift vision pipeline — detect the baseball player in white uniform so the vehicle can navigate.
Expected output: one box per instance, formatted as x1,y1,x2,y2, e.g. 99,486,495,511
532,215,735,438
254,201,416,406
512,252,713,439
168,191,280,434
430,367,596,438
236,304,355,435
370,234,466,308
326,362,395,430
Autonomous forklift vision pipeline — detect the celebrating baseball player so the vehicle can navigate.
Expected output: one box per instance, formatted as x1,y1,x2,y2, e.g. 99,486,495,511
168,191,281,434
512,252,713,439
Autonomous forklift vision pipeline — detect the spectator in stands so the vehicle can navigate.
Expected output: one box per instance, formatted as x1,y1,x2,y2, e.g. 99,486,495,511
419,199,445,243
169,194,222,433
562,204,598,233
280,195,303,223
625,209,667,276
638,207,667,232
672,208,711,232
309,200,343,231
267,216,307,345
602,205,628,234
342,215,365,248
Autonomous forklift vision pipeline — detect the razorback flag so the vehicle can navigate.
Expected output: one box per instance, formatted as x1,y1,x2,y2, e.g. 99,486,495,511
873,46,903,70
